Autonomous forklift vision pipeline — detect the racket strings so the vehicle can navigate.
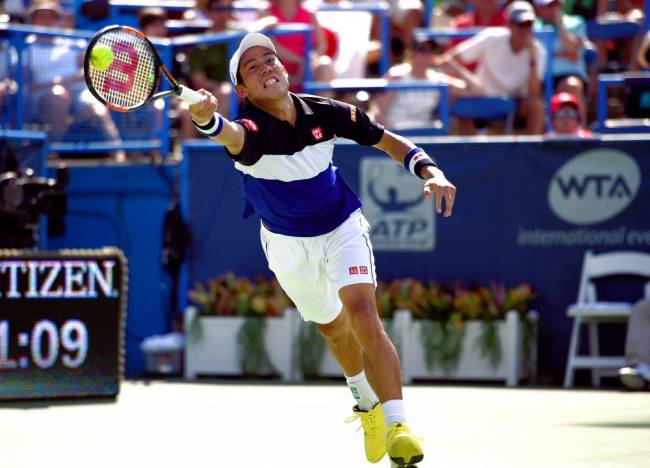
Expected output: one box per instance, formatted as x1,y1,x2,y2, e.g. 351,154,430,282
87,29,157,110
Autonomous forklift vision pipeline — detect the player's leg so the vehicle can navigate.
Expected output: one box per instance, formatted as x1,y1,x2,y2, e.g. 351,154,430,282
316,309,363,378
317,308,389,411
259,221,376,410
326,210,423,467
338,284,402,400
316,306,386,464
339,284,423,467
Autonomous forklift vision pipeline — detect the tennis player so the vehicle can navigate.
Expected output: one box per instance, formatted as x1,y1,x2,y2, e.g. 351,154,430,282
189,32,456,467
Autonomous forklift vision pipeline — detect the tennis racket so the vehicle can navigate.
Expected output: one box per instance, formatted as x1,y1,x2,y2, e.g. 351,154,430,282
84,25,203,112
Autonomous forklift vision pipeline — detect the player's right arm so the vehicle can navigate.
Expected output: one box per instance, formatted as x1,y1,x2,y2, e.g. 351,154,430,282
188,89,245,155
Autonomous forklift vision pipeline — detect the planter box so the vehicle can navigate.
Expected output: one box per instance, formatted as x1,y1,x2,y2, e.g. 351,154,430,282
184,307,299,381
399,309,538,386
316,310,537,387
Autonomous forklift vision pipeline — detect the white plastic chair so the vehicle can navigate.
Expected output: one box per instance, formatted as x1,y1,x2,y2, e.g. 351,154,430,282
564,250,650,388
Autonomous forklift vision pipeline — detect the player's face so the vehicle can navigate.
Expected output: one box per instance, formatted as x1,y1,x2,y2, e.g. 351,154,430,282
236,47,289,100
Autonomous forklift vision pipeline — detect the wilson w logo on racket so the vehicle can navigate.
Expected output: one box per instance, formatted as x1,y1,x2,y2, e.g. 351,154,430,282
84,25,202,112
102,42,140,94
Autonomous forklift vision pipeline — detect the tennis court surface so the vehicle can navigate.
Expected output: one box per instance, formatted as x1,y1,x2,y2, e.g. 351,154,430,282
2,381,649,468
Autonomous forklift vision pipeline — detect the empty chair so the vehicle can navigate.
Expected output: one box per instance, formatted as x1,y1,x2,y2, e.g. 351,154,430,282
564,250,650,388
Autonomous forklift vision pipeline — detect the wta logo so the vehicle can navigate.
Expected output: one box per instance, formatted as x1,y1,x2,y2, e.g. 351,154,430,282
548,149,641,225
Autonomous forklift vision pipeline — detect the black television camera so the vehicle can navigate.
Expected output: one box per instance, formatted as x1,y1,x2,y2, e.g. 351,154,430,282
0,143,67,249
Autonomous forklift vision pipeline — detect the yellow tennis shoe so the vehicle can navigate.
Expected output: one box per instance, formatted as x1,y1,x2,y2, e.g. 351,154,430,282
346,402,387,463
386,422,424,467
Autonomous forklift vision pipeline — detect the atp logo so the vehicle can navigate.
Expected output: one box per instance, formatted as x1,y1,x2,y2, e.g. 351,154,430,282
360,158,435,251
548,149,641,225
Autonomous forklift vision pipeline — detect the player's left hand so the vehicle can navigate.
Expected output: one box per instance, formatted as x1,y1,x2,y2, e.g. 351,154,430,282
423,168,456,217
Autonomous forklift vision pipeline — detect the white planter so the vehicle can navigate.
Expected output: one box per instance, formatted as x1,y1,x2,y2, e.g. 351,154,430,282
317,310,537,387
184,307,299,381
399,309,538,387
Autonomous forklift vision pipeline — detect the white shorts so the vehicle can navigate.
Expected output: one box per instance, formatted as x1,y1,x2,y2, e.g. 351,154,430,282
260,209,377,324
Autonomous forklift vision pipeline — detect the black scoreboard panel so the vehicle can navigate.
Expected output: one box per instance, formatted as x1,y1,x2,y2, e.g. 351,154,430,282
0,248,127,400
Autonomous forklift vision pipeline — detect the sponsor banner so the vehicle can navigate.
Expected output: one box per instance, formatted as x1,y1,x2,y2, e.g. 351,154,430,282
185,137,650,381
332,137,650,380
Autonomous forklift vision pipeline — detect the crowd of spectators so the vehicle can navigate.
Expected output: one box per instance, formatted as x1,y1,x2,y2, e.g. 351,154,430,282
0,0,648,157
20,0,122,156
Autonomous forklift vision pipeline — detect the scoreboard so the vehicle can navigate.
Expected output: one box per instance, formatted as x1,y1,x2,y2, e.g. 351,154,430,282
0,248,127,400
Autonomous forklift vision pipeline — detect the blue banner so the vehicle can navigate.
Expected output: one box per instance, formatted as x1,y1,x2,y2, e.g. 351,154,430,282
183,136,650,382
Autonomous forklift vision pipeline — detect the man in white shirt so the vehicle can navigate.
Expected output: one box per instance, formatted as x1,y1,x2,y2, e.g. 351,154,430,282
436,1,547,134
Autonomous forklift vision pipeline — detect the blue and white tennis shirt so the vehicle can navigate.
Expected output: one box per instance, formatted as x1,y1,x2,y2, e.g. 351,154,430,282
225,94,385,237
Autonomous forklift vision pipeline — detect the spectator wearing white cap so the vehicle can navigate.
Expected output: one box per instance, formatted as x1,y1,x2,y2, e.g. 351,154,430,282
533,0,588,113
435,1,547,134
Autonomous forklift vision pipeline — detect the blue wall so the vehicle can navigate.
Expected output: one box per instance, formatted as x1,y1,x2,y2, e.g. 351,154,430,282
45,136,650,381
47,162,179,377
183,136,650,383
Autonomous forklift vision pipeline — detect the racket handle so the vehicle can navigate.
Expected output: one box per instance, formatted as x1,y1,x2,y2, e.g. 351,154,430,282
177,85,204,104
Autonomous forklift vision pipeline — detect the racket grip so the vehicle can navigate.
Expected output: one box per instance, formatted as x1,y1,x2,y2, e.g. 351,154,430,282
177,86,204,104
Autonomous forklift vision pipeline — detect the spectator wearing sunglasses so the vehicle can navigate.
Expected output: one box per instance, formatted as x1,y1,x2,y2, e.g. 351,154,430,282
435,1,547,135
546,91,593,136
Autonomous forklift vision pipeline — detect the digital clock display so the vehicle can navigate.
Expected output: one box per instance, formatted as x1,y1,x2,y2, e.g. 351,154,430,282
0,249,127,400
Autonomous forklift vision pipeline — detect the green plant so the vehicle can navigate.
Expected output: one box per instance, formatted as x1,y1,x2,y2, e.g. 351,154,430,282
188,272,294,376
237,317,277,376
476,319,501,369
297,322,327,379
188,273,537,378
377,279,536,372
419,314,465,374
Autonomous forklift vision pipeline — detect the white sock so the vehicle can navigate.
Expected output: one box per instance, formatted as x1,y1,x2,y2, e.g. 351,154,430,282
345,370,379,411
382,399,407,427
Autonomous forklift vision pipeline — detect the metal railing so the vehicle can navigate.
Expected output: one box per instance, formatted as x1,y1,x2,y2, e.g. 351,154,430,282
0,24,311,156
596,72,650,132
